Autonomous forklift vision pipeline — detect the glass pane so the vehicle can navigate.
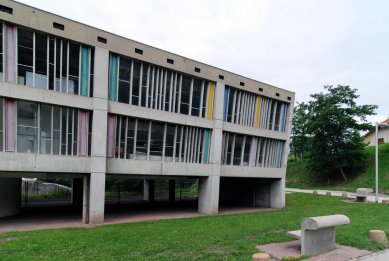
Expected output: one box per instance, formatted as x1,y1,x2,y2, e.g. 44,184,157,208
150,122,164,161
61,108,67,155
68,43,80,95
233,135,243,166
17,28,33,67
180,75,191,115
126,118,135,159
132,61,141,105
52,106,61,155
141,64,148,107
191,78,202,116
119,57,131,81
17,101,38,153
17,65,33,86
61,40,68,93
40,104,52,154
243,136,251,166
164,124,175,162
136,120,149,160
35,32,47,89
118,80,130,103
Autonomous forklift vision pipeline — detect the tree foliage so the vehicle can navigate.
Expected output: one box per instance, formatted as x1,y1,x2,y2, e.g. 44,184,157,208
290,102,311,161
293,85,377,183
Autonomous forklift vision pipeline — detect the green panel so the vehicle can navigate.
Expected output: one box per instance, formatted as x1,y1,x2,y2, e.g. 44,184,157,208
203,130,211,164
109,54,118,101
80,46,90,96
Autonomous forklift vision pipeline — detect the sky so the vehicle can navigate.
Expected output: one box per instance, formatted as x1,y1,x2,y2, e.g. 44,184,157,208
16,0,389,124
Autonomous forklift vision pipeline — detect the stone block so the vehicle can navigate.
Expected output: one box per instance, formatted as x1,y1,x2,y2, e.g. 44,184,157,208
252,253,270,261
369,230,388,245
326,192,331,196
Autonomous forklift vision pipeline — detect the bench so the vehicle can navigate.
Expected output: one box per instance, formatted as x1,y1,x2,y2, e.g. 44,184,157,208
287,214,350,256
356,188,373,202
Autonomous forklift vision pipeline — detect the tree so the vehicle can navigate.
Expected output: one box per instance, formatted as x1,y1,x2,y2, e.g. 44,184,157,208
306,85,377,182
290,102,311,161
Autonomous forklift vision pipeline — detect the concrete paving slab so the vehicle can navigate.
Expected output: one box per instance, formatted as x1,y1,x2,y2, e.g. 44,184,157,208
257,240,371,261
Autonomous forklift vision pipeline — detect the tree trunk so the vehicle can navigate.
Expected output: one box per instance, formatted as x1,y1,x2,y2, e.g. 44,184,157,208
338,165,347,182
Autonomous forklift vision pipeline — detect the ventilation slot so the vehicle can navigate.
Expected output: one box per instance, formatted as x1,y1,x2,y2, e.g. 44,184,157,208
53,22,65,31
287,96,291,101
0,5,13,14
97,36,107,44
240,82,245,86
276,93,280,97
258,88,263,92
219,75,224,80
135,48,143,55
194,67,201,73
167,58,174,64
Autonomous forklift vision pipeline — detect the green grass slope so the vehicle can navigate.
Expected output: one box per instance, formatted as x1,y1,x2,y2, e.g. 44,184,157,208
287,143,389,193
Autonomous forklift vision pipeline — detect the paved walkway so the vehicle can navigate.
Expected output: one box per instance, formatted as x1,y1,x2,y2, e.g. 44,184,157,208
286,188,389,203
355,249,389,260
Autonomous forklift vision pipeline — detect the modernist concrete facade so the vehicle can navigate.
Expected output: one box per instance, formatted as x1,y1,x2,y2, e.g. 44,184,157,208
0,0,294,224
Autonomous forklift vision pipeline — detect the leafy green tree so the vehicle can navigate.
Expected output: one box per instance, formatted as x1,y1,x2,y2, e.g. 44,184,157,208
291,102,311,161
306,85,377,182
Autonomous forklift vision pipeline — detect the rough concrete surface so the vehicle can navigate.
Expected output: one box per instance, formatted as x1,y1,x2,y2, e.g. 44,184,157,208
257,240,371,261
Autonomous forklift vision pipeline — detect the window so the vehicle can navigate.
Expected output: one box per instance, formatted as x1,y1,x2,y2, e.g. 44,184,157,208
16,27,93,96
180,75,191,115
150,122,164,161
132,61,141,105
15,101,88,156
233,135,243,165
118,57,131,103
164,124,175,162
243,136,251,166
191,78,202,116
136,120,148,160
40,104,52,154
126,118,135,159
17,101,38,153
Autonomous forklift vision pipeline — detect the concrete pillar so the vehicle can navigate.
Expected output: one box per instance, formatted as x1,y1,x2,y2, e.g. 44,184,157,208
88,173,105,224
198,175,220,214
198,81,225,214
71,178,83,207
143,180,155,201
87,46,109,224
82,175,89,224
169,180,176,202
270,178,285,209
0,178,21,218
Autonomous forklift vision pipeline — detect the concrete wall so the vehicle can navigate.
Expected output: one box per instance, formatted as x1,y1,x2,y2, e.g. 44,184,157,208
0,178,21,218
364,128,389,146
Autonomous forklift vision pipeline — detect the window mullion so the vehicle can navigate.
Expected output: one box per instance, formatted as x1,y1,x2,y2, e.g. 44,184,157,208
138,63,143,106
199,81,204,118
188,77,193,116
162,123,167,161
147,121,151,160
124,117,128,159
129,60,133,105
133,119,138,160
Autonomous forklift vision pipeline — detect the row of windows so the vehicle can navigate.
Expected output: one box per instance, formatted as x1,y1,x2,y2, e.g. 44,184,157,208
2,23,94,96
222,132,284,168
110,115,212,164
0,98,91,156
109,54,215,118
223,86,289,132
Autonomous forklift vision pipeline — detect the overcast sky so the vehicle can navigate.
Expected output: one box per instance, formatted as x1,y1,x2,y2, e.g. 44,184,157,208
17,0,389,123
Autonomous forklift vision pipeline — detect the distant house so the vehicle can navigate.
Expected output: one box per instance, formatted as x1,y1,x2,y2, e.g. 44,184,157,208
364,119,389,146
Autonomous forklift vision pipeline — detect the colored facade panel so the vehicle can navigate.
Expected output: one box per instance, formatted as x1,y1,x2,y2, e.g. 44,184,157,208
80,46,90,96
109,54,118,101
107,114,117,158
4,23,16,83
203,129,211,163
4,98,16,151
207,82,215,119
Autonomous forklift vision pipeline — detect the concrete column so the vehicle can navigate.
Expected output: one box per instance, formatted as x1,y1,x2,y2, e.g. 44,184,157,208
169,180,176,202
82,175,89,224
143,180,155,201
88,173,105,224
198,175,220,214
0,178,21,218
270,178,285,208
87,46,109,224
198,82,225,215
71,178,83,207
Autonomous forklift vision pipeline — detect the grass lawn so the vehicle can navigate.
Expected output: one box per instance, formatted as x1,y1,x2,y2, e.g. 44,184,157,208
287,143,389,193
0,193,388,260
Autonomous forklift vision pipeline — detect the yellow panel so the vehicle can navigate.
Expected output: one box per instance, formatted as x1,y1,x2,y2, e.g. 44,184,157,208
255,96,262,127
207,82,215,119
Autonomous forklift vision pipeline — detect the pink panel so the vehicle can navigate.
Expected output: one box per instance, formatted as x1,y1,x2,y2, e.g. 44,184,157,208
4,23,16,83
249,137,257,167
78,110,88,156
107,114,117,158
5,99,16,152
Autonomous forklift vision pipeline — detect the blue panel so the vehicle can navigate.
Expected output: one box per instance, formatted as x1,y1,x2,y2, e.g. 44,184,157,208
109,54,118,101
223,87,229,121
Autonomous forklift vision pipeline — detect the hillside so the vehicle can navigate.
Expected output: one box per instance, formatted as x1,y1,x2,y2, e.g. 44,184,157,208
286,143,389,193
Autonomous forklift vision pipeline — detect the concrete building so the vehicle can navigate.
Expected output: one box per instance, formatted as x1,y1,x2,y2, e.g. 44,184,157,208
364,119,389,146
0,0,294,224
